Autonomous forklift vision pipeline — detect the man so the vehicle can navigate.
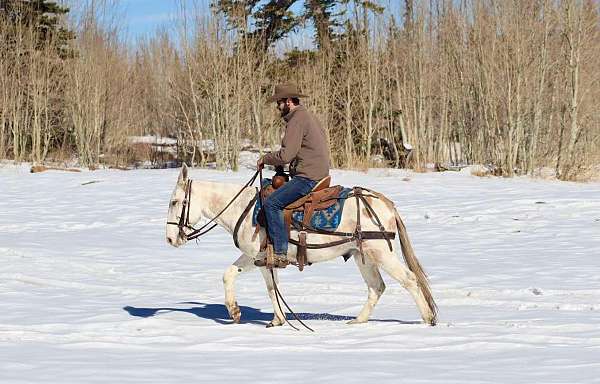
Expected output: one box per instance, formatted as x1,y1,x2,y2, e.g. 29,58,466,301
256,83,330,268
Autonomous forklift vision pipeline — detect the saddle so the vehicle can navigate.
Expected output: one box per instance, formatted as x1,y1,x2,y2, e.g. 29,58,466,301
283,177,342,235
259,176,341,232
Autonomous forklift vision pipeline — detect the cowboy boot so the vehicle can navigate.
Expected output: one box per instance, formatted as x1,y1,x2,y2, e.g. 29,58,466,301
254,246,289,269
270,253,290,269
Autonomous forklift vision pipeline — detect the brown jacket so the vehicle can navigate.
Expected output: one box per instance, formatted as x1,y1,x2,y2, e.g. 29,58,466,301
263,105,330,181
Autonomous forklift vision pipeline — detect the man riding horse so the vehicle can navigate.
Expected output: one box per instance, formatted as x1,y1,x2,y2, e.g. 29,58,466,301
255,83,330,268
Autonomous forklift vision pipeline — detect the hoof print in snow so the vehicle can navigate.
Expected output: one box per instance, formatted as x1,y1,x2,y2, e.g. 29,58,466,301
529,287,543,296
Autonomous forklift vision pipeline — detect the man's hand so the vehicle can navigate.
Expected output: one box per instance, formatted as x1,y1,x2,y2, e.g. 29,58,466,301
256,156,264,170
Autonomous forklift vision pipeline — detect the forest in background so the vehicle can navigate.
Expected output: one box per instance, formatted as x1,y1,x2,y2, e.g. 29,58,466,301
0,0,599,180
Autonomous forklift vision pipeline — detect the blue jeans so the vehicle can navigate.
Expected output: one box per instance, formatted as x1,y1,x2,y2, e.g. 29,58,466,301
263,176,317,255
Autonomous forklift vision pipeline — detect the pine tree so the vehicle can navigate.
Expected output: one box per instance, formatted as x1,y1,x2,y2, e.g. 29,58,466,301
213,0,299,52
304,0,337,50
0,0,75,57
250,0,298,51
213,0,385,53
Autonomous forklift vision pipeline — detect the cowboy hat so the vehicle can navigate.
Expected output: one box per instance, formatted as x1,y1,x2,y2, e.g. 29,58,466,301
267,83,308,102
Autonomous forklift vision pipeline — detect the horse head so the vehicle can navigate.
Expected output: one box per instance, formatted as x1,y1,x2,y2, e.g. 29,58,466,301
166,163,197,247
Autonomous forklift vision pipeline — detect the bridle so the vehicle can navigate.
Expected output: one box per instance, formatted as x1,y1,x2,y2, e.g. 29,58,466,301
166,171,260,242
166,179,202,241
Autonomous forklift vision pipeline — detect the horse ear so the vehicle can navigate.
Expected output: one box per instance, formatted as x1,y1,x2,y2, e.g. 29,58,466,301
178,163,188,186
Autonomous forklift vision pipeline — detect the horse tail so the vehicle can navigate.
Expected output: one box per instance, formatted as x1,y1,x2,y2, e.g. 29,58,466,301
394,208,438,325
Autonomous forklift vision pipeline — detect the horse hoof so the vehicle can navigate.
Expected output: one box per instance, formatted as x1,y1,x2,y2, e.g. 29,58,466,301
227,303,241,324
266,321,283,328
423,315,436,326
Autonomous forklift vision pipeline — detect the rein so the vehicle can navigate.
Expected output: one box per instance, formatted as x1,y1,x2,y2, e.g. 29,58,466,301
255,168,313,332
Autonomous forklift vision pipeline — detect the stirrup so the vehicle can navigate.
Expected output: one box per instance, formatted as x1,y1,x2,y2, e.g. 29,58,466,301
254,254,289,269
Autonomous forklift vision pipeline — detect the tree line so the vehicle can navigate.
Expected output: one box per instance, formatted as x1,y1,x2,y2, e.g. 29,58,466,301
0,0,598,180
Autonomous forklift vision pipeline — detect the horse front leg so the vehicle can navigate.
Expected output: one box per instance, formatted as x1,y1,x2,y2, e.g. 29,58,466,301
223,253,256,323
259,267,286,327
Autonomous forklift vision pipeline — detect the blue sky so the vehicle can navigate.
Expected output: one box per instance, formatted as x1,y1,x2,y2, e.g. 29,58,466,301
120,0,205,41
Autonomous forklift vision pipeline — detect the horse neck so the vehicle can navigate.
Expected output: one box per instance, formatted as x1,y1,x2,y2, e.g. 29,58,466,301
190,180,254,233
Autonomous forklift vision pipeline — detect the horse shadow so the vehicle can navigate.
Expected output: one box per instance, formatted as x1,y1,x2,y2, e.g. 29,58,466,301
123,302,421,326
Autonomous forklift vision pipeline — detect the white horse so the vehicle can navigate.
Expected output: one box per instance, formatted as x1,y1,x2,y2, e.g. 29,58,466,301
165,164,437,327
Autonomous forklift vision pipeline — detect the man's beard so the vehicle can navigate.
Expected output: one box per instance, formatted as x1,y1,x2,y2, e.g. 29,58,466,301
279,104,290,117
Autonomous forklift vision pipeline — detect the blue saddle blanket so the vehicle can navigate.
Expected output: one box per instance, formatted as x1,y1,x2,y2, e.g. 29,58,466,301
252,179,352,232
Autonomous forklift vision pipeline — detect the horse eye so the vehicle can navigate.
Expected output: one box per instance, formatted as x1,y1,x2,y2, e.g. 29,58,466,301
171,200,177,207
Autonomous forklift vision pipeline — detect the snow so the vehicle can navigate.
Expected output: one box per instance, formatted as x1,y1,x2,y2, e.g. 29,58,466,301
1,163,599,383
128,135,178,146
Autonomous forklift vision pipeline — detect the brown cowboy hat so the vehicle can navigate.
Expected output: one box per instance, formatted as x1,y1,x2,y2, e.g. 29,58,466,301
267,83,308,102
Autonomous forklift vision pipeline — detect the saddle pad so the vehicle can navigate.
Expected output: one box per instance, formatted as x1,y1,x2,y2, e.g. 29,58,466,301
252,178,352,232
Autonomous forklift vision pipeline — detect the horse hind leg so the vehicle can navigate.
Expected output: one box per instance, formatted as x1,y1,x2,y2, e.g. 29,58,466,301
377,250,436,325
223,253,256,323
348,250,386,324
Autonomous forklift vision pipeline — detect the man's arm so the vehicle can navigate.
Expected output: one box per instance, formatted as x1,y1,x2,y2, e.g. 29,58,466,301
262,121,303,166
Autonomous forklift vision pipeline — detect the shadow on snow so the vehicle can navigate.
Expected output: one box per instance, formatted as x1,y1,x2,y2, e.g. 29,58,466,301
123,302,420,325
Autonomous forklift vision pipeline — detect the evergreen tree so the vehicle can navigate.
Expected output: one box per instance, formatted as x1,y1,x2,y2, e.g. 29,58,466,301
250,0,298,51
304,0,337,50
213,0,299,52
213,0,385,52
0,0,75,57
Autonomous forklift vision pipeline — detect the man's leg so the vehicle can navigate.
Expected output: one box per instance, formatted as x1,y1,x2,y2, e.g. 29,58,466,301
263,176,317,257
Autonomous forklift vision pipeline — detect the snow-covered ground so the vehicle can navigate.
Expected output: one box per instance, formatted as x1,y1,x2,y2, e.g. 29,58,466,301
1,164,599,383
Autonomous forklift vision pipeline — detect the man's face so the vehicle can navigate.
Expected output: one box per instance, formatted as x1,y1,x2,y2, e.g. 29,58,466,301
277,99,290,117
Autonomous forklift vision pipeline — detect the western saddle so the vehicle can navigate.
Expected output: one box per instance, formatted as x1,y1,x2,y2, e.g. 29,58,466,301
283,176,342,233
259,175,341,233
